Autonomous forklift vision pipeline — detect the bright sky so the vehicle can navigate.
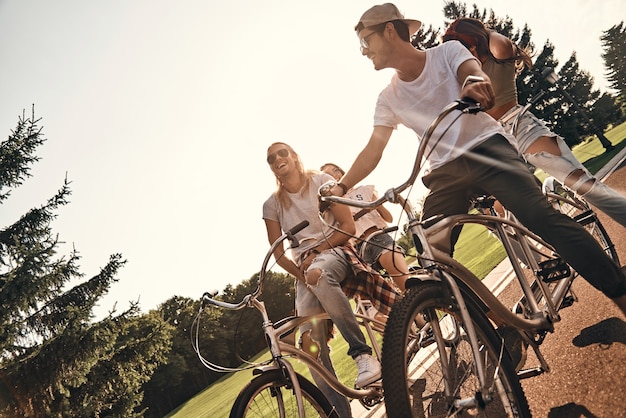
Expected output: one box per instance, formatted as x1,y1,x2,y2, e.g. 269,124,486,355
1,0,623,320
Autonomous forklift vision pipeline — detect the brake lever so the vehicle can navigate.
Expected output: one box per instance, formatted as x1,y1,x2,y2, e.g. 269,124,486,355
457,97,482,114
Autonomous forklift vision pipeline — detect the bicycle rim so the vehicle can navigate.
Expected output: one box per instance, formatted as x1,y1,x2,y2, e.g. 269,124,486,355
229,369,336,418
578,211,620,265
382,281,530,417
555,193,620,265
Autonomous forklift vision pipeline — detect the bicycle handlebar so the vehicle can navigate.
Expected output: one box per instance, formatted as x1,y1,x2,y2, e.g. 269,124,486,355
202,220,310,309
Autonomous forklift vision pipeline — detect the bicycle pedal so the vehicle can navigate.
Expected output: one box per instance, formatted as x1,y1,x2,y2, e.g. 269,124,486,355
538,258,570,283
358,386,384,409
559,295,575,309
517,366,545,380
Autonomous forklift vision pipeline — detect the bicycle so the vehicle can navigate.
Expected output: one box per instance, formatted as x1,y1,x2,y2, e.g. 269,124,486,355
195,221,421,417
542,175,619,264
508,89,620,265
319,97,622,417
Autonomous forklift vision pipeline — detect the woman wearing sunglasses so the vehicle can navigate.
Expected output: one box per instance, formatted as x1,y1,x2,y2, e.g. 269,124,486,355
263,142,399,416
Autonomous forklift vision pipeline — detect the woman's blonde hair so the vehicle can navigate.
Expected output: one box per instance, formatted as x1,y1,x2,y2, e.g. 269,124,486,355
267,142,315,208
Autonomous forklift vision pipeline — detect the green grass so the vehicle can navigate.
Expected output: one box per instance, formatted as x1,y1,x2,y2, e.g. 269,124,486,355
166,311,375,418
168,122,626,418
454,221,507,279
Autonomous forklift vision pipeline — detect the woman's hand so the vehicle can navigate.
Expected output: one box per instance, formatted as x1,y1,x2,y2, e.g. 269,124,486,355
300,252,317,275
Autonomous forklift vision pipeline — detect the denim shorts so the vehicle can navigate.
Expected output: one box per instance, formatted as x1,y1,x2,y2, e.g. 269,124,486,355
500,105,555,153
357,232,404,266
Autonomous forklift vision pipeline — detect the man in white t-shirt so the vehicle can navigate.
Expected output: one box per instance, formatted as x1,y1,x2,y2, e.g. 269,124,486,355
332,3,626,314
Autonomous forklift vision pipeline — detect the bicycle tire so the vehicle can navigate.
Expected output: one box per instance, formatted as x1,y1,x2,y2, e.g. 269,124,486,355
229,369,338,418
382,281,531,417
548,183,620,265
573,209,620,265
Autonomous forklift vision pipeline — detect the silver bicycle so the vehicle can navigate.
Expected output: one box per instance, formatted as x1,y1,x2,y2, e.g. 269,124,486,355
319,98,620,417
195,221,427,417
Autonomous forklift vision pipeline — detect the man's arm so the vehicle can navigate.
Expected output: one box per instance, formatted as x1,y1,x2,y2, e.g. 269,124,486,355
334,125,394,194
376,204,394,223
457,59,495,110
326,202,356,247
299,202,356,272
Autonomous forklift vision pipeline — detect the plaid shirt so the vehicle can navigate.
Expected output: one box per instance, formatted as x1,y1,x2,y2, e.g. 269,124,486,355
303,244,400,315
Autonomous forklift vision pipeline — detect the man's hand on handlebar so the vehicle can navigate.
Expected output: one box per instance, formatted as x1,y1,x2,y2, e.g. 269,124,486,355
460,75,495,111
319,180,345,197
318,180,344,213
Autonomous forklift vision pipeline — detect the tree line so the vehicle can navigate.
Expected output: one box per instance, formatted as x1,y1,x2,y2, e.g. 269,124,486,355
416,2,626,148
1,2,625,416
0,110,298,417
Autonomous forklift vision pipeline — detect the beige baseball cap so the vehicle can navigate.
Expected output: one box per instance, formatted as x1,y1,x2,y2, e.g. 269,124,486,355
355,3,422,35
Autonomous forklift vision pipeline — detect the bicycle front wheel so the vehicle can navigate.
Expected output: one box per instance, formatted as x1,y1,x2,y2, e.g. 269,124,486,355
229,369,337,418
382,281,530,417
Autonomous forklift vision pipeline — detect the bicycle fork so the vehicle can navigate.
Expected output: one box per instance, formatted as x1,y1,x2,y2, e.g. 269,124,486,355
437,268,494,409
252,298,308,417
412,223,493,410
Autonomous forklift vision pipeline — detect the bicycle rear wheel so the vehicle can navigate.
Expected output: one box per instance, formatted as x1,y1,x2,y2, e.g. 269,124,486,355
382,281,530,417
229,369,337,418
573,209,620,265
547,181,620,264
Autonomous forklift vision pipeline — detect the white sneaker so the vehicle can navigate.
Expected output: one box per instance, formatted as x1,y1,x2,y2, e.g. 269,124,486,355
354,353,382,388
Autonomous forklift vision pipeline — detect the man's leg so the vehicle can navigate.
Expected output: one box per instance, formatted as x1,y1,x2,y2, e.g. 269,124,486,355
471,136,626,307
299,318,353,417
421,159,477,254
525,135,626,227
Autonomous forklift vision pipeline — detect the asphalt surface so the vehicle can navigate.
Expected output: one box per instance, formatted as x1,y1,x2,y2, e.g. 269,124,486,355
520,162,626,418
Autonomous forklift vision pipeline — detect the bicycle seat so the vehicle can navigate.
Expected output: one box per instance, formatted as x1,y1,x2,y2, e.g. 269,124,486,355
471,194,497,210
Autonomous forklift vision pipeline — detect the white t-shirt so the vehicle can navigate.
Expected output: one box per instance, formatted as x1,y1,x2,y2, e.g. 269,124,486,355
344,185,387,238
373,41,517,172
262,172,336,262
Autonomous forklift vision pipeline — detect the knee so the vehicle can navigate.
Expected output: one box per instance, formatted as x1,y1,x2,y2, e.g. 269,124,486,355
299,330,321,359
564,169,595,194
305,268,322,286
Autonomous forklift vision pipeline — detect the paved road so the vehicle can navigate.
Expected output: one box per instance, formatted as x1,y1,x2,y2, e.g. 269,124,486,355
351,156,626,418
520,163,626,418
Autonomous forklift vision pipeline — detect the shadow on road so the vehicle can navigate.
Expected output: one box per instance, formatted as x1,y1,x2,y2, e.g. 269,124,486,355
572,317,626,348
547,402,598,417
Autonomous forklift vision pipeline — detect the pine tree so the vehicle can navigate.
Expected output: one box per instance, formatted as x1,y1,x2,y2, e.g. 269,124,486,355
0,110,172,417
601,21,626,97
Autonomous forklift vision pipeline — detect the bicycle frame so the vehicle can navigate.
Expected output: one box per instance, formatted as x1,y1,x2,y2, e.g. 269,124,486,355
198,221,387,415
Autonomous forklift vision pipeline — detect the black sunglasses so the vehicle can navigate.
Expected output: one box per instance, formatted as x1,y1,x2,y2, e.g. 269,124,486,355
267,148,290,164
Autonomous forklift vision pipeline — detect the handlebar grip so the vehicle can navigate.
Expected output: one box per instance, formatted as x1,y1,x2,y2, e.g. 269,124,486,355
289,220,309,235
457,97,482,114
